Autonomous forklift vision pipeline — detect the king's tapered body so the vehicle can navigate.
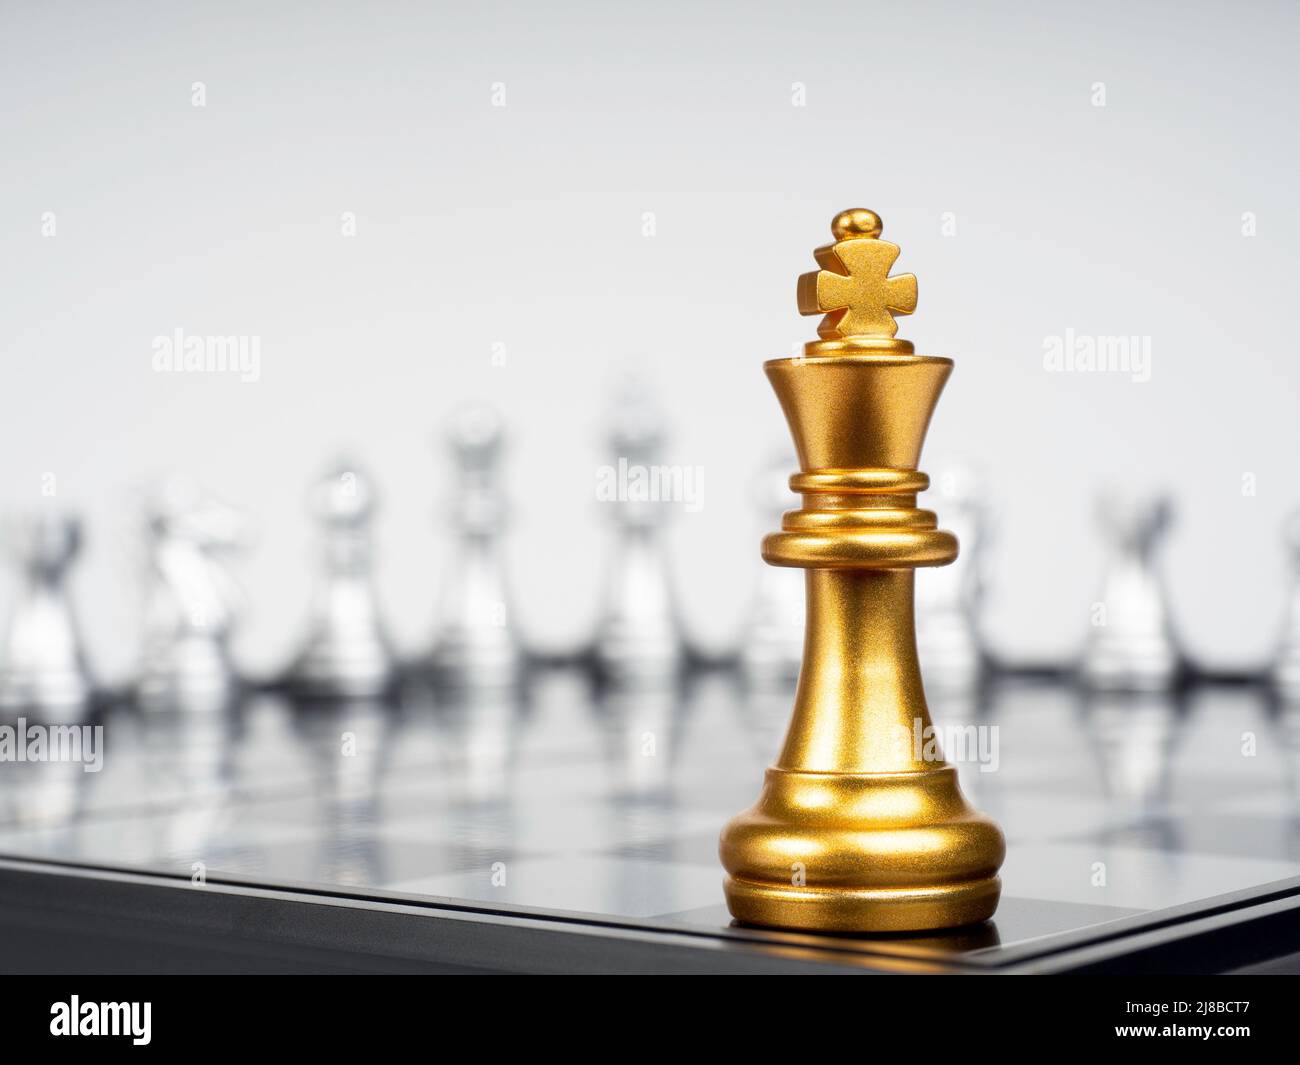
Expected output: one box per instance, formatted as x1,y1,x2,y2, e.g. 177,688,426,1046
720,210,1004,932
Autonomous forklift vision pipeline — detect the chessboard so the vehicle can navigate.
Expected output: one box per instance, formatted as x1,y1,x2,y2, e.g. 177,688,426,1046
3,663,1300,974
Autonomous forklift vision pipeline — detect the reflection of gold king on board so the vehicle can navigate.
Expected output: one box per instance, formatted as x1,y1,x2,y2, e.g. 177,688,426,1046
719,209,1005,932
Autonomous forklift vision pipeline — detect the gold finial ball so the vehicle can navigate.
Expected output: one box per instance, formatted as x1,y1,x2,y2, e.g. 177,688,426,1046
831,208,882,241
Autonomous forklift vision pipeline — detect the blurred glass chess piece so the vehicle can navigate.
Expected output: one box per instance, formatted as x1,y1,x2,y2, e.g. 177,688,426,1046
592,384,684,685
1080,490,1182,692
1270,509,1300,697
914,466,995,807
430,405,523,688
0,509,94,722
739,454,804,686
287,460,396,699
135,479,247,712
916,464,988,692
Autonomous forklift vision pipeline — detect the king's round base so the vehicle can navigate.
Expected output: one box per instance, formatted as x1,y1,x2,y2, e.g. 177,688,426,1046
722,874,1003,934
719,766,1005,934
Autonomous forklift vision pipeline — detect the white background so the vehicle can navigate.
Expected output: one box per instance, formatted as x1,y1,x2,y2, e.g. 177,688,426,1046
1,0,1296,680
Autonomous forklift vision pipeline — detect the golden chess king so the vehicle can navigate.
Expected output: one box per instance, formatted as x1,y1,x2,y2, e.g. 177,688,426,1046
719,208,1006,933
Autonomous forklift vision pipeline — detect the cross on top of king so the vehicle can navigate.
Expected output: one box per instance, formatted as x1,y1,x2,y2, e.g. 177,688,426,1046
797,208,918,340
